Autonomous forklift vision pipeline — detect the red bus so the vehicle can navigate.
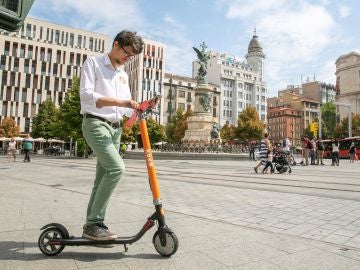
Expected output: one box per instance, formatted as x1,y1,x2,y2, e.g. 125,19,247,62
339,137,360,158
323,137,360,159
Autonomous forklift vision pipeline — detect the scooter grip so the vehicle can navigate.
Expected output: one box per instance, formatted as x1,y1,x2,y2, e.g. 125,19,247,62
124,111,139,129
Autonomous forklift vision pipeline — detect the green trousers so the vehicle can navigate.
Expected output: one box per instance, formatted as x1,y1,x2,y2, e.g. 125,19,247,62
82,117,124,224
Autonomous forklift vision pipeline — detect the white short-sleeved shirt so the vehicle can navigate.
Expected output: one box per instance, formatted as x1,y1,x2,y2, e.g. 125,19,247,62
80,54,134,123
8,141,16,150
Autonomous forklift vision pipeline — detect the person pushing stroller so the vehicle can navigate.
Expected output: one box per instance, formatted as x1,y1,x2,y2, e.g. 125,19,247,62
262,147,274,174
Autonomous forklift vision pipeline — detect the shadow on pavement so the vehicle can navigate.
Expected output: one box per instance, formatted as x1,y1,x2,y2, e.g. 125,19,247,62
0,241,166,261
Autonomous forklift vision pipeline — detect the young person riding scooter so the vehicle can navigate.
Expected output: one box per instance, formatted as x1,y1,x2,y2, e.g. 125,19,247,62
80,31,143,241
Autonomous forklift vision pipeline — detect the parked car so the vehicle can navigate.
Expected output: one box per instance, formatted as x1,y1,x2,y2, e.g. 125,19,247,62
45,146,64,156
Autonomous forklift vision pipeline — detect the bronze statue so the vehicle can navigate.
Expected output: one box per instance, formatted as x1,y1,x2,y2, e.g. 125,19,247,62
210,122,220,139
193,42,211,84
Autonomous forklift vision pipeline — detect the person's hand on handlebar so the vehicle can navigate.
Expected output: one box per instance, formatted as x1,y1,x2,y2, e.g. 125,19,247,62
128,100,139,110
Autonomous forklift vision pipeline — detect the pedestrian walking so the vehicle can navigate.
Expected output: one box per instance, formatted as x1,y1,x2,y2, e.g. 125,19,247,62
332,139,340,166
80,30,143,241
316,138,325,165
249,142,256,161
349,142,356,163
302,136,310,166
23,134,33,162
254,133,270,173
7,137,16,162
262,148,274,174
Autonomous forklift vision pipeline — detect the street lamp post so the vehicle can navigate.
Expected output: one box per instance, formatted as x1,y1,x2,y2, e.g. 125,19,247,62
169,74,173,121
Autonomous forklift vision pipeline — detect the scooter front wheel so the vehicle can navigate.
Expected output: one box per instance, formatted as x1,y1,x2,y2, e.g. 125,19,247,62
38,228,65,256
153,230,179,257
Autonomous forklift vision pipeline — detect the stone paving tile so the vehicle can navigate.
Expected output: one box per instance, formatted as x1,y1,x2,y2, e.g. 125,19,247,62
125,251,228,270
201,242,287,267
269,248,360,270
231,260,289,270
333,229,360,238
321,234,351,245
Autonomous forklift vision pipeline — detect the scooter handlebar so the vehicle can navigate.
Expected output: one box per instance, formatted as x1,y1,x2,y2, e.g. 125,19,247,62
124,95,161,129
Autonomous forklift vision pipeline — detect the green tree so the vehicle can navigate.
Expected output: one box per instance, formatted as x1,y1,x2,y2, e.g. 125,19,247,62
146,117,166,144
121,117,139,144
0,117,20,137
220,122,236,144
321,102,336,138
165,109,192,143
334,114,360,138
51,77,83,140
122,117,165,146
303,127,314,139
235,106,265,141
31,99,57,139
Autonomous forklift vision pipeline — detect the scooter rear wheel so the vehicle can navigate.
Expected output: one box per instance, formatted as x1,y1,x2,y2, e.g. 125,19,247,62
153,230,179,257
38,228,65,256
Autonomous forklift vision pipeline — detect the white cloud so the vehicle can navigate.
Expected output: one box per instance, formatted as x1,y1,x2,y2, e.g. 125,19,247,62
144,16,194,77
226,0,288,18
339,5,351,18
31,0,143,37
222,0,339,93
317,59,336,84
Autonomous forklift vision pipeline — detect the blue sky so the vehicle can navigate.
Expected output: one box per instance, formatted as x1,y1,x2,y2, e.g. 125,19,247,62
29,0,360,97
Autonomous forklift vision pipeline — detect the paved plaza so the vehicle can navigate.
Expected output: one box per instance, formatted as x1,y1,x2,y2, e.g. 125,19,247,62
0,156,360,269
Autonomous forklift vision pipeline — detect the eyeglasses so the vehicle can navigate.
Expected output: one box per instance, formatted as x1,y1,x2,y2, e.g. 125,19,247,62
120,45,136,59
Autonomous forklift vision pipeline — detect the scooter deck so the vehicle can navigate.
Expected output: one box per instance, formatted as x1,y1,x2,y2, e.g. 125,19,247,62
60,236,138,245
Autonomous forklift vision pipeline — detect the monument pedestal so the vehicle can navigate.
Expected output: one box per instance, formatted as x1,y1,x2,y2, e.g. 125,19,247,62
182,84,217,145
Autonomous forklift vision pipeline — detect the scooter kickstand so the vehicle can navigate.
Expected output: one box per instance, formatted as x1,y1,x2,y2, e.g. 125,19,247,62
124,244,128,252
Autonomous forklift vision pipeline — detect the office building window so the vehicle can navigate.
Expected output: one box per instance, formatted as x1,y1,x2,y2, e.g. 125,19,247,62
76,54,81,65
21,88,27,102
69,33,74,47
89,37,93,50
20,44,25,57
25,74,31,88
47,49,52,62
55,30,60,43
45,77,50,90
37,90,42,104
4,41,10,56
2,102,7,116
179,90,185,98
24,118,30,132
26,24,31,37
77,35,82,48
53,64,58,76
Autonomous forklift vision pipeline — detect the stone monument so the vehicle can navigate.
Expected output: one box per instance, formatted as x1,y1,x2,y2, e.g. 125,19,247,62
182,42,220,145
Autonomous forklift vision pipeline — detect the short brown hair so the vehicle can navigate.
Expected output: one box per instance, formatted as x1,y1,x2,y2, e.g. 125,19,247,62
113,31,144,55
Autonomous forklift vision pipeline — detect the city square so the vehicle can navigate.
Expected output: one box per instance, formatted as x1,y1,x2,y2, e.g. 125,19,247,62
0,156,360,269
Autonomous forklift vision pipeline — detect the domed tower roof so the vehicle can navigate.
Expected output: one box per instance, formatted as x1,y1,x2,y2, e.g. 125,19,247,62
245,29,265,59
248,34,263,53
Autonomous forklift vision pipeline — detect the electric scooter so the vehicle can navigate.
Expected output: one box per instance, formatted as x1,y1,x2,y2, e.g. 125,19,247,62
38,95,179,257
